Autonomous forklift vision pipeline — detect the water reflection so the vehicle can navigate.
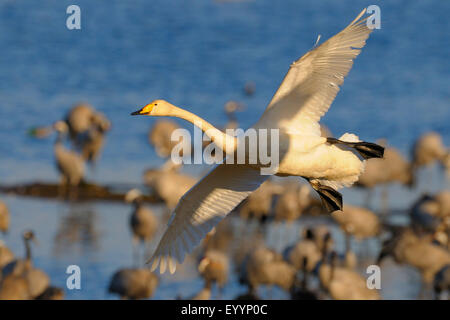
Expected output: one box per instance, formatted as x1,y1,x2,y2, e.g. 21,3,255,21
53,204,100,256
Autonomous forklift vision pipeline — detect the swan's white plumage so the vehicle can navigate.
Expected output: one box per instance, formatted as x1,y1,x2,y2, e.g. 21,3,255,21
261,8,372,136
145,9,376,274
310,135,366,190
148,164,268,273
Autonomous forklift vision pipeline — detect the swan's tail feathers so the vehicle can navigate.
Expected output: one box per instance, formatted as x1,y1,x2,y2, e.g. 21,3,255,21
309,180,342,213
327,137,385,160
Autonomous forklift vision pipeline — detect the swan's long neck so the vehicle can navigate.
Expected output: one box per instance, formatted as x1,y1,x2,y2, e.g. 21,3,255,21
166,105,237,152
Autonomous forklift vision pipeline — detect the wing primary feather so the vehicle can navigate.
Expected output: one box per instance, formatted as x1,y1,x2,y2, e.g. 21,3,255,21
314,34,321,47
150,256,160,272
179,231,190,254
167,251,177,274
159,255,167,274
148,164,268,274
262,9,373,136
174,237,183,263
349,8,367,26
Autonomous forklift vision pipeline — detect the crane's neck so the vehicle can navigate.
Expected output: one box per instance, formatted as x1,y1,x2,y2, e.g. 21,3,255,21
133,199,143,210
54,132,64,148
164,105,237,153
301,258,308,289
24,237,32,262
345,234,351,255
320,242,331,288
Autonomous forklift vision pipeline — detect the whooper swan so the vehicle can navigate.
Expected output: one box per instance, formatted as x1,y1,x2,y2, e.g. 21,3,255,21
132,9,384,274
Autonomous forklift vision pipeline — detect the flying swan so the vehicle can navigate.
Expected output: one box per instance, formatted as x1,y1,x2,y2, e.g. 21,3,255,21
131,9,384,274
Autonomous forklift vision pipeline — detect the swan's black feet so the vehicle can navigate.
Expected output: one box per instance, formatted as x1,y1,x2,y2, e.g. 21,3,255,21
309,181,342,213
327,137,384,160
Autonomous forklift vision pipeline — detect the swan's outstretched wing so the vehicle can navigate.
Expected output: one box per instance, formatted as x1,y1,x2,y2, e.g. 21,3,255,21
148,164,268,274
261,9,372,136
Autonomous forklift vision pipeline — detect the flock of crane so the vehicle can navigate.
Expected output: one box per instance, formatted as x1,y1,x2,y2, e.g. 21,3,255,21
0,9,449,300
0,98,448,300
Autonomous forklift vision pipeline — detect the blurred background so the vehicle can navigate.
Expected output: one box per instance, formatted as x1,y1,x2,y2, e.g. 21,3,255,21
0,0,448,299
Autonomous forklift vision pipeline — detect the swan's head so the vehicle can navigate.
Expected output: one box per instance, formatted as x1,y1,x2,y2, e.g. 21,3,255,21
131,99,171,116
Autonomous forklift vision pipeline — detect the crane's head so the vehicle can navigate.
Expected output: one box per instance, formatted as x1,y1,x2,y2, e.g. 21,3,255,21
131,99,170,116
125,188,143,203
53,120,69,133
91,112,111,132
198,256,211,274
22,230,36,242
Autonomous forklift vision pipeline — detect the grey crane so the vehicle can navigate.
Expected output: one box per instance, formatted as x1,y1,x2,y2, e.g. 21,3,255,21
290,257,318,300
285,228,322,273
0,230,51,299
412,132,448,187
125,189,159,265
148,119,182,158
245,246,297,295
81,111,111,165
357,145,414,211
198,249,230,298
65,102,96,147
53,121,85,196
108,268,158,300
377,228,450,284
319,251,380,300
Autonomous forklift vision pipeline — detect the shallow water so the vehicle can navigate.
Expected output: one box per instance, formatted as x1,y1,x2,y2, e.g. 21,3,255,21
0,0,449,299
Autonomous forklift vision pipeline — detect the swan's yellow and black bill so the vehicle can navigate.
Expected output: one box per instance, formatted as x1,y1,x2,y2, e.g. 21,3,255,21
130,110,143,115
131,103,155,116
